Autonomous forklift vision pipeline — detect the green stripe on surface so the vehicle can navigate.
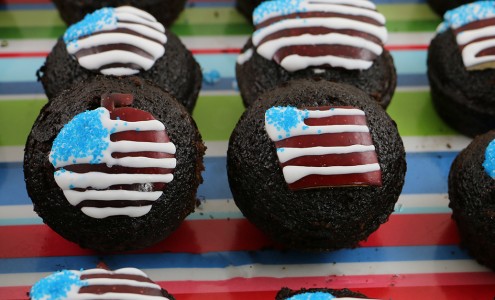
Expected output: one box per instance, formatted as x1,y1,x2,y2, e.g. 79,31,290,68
0,5,441,39
0,91,455,147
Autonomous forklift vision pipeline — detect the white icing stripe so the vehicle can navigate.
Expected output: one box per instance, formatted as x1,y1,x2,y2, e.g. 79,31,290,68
54,172,173,189
77,50,155,75
81,205,152,219
71,293,167,300
277,145,376,163
115,9,165,33
117,22,167,44
63,190,162,206
115,6,158,23
84,278,161,289
105,157,176,168
267,124,369,142
257,3,385,25
308,0,376,10
281,54,372,71
82,268,149,276
252,17,387,46
257,32,383,62
282,163,381,184
456,25,495,45
67,31,165,57
237,48,253,65
111,141,176,154
306,108,365,117
105,117,165,132
462,38,495,68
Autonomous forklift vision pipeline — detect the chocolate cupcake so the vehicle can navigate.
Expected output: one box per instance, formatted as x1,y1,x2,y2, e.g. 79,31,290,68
37,6,201,112
24,76,205,252
427,1,495,137
236,0,396,108
30,267,175,300
427,0,473,16
52,0,186,27
449,130,495,270
276,287,369,299
227,79,406,250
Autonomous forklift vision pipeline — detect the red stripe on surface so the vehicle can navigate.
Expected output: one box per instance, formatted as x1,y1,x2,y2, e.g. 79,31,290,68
0,52,48,58
0,214,459,258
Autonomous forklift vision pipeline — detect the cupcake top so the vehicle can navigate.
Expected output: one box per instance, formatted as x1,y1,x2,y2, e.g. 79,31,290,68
63,6,167,76
30,268,171,300
49,93,176,219
264,105,382,190
437,1,495,70
245,0,388,71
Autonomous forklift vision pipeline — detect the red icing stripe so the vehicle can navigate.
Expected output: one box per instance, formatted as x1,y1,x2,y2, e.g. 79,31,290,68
0,214,459,258
281,151,379,167
275,132,373,148
274,44,377,65
287,170,382,190
303,114,368,126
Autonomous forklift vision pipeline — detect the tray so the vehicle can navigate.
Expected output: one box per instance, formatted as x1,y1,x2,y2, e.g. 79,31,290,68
1,0,495,299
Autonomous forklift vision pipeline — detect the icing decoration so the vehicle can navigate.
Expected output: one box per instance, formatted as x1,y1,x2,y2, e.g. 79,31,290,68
64,6,167,76
483,138,495,178
438,1,495,70
30,268,170,300
265,106,382,190
245,0,388,71
49,93,176,219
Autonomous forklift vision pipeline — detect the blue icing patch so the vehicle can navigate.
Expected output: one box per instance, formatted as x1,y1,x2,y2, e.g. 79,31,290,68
483,138,495,178
63,7,117,45
286,291,336,300
253,0,306,25
438,1,495,32
30,270,87,300
265,106,308,138
50,108,110,167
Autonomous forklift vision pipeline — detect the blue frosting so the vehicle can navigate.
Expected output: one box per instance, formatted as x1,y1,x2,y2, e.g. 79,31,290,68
438,1,495,32
483,138,495,178
286,291,336,300
253,0,306,25
63,7,117,46
50,108,110,167
30,270,87,300
265,106,309,138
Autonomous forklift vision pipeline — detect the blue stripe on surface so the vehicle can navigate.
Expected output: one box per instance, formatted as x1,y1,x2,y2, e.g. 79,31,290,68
0,4,54,10
0,152,457,206
0,245,470,274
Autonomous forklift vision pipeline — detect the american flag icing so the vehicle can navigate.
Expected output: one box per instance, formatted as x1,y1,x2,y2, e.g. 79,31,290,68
241,0,388,71
437,1,495,70
29,268,170,300
64,6,167,76
265,106,382,190
49,95,176,219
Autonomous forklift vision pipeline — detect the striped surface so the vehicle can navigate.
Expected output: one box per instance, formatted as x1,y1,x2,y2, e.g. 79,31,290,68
1,0,495,299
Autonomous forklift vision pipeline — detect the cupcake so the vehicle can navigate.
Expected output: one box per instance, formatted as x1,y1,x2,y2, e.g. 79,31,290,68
236,0,396,108
227,79,406,250
24,76,205,252
427,1,495,137
427,0,473,16
276,287,370,299
30,267,175,300
52,0,186,27
449,130,495,270
37,6,201,112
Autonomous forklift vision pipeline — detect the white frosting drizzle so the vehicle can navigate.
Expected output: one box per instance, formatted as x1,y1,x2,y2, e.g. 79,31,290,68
54,172,174,189
283,163,381,184
277,145,376,163
462,38,495,69
237,48,254,65
265,106,381,187
250,0,387,71
65,6,167,76
50,107,176,219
